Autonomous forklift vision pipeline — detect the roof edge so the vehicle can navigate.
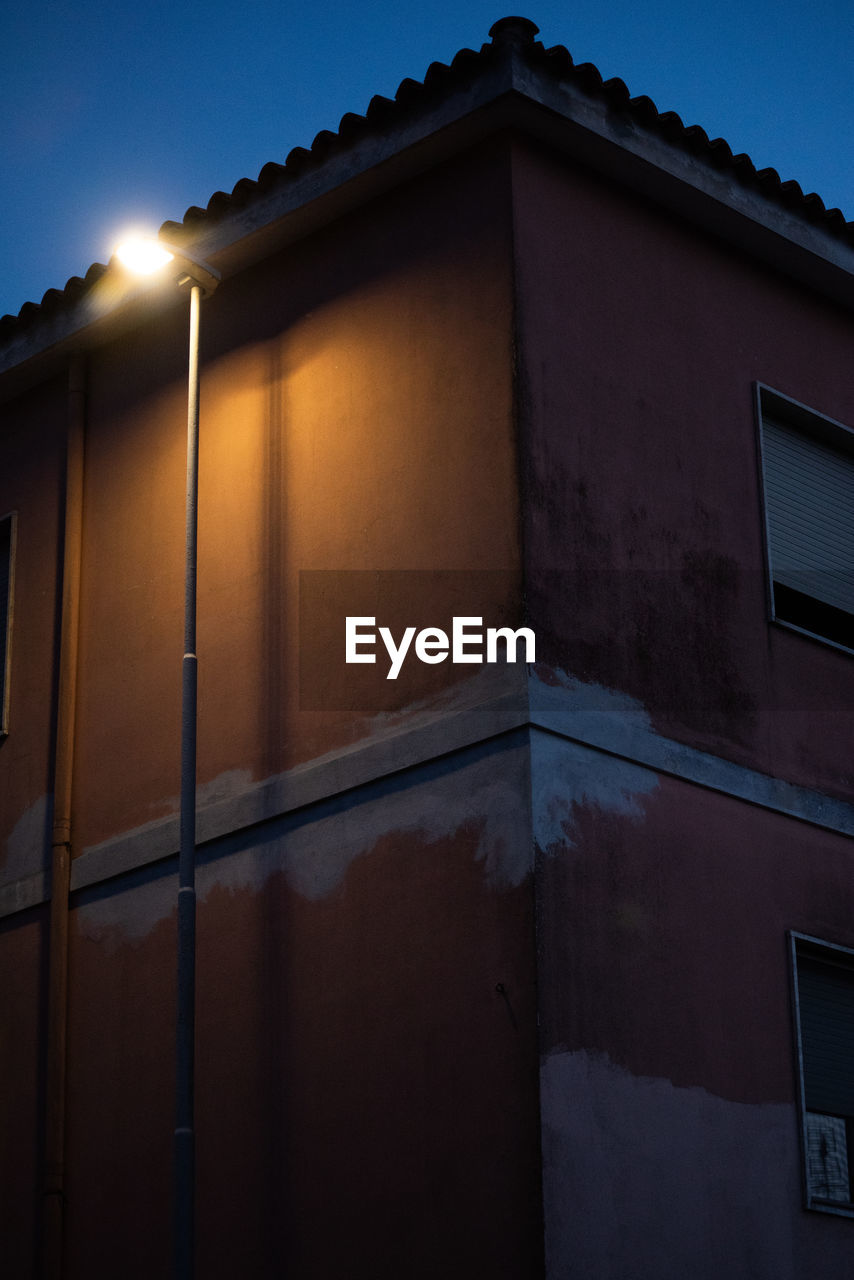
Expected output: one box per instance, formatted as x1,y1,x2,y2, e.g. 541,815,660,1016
2,16,854,388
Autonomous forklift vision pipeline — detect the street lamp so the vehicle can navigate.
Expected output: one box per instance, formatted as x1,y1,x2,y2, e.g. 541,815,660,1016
114,235,220,1280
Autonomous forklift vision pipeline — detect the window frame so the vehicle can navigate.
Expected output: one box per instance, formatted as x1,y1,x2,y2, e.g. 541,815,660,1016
755,383,854,657
790,930,854,1219
0,511,16,737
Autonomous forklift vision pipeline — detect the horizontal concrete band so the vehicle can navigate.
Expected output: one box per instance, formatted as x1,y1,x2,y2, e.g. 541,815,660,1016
529,686,854,841
1,681,852,920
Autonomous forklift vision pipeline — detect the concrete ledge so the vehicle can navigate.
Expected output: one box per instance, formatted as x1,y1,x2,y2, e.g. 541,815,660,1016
70,686,529,895
530,709,854,838
1,676,852,921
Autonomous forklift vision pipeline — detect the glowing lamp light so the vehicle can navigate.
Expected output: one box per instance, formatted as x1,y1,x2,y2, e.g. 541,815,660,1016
114,238,175,275
112,235,220,297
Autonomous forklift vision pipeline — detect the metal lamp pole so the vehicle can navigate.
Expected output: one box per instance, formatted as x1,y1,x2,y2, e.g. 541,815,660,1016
113,237,220,1280
171,254,219,1280
175,278,201,1280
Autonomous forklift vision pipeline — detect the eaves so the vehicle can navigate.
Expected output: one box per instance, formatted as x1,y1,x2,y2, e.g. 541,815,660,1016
2,17,853,401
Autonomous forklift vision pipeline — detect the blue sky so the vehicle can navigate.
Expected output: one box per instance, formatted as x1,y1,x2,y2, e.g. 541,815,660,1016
2,0,852,320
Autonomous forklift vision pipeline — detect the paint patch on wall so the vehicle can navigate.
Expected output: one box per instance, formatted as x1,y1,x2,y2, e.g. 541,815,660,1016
531,665,652,746
75,738,532,942
531,730,658,854
2,794,50,882
540,1047,801,1280
74,870,175,954
529,668,658,853
156,769,254,818
213,738,532,902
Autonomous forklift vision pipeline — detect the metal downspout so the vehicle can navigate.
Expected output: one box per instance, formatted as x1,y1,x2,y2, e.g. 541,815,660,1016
43,355,86,1279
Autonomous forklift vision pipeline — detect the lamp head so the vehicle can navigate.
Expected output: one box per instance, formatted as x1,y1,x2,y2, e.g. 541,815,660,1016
112,235,220,297
115,239,175,275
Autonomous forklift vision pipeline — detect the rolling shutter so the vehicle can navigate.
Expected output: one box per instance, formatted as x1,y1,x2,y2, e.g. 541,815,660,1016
762,418,854,616
798,952,854,1119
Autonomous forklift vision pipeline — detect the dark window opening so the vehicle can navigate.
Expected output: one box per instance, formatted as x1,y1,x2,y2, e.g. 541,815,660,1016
794,937,854,1212
773,583,854,652
758,388,854,656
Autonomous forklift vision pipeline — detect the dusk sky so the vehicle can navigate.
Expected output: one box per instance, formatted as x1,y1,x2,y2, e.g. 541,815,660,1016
2,0,853,321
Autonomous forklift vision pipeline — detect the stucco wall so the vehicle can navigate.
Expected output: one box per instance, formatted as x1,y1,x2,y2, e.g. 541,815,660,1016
511,138,854,800
512,137,854,1275
71,141,521,852
0,374,66,886
0,140,533,1278
0,906,44,1274
532,713,854,1277
62,735,541,1279
4,125,854,1280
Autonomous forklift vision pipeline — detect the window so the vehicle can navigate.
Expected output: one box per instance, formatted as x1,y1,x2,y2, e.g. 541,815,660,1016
0,513,13,735
757,386,854,653
792,934,854,1214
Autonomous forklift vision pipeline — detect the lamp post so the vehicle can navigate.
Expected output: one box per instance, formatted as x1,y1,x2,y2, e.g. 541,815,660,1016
114,237,221,1280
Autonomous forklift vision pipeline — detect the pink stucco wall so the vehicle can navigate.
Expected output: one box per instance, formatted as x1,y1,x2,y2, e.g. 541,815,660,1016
512,139,854,798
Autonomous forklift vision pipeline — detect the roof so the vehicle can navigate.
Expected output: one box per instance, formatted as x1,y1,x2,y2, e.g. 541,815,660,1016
3,15,854,366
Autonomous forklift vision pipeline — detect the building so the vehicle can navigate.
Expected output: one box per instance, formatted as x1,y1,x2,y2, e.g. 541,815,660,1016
2,15,854,1279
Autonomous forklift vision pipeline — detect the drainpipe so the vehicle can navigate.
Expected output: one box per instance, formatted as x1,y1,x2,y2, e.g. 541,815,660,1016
43,355,86,1279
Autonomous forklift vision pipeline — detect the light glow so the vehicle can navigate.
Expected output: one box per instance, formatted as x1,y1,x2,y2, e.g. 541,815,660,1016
114,237,174,276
